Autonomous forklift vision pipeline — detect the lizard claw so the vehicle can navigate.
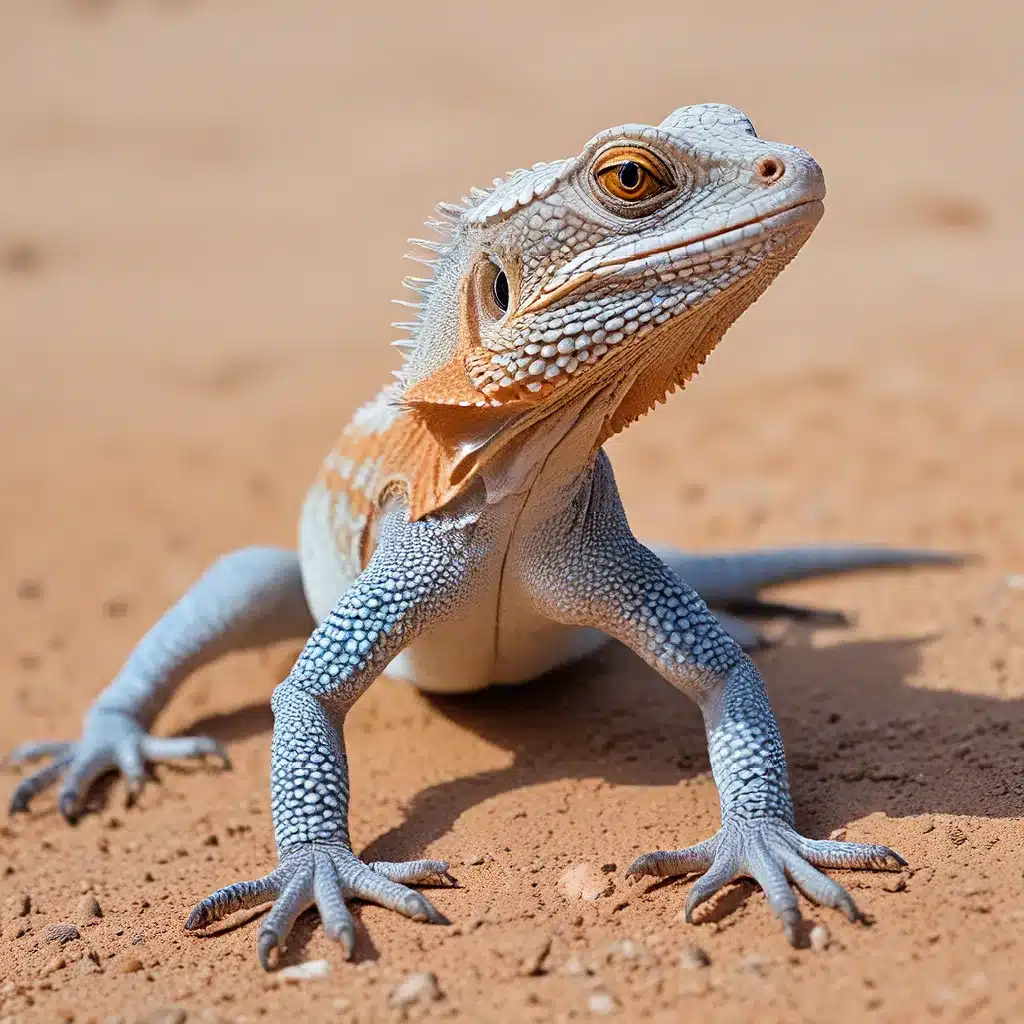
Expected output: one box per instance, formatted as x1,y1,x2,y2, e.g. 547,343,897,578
4,709,230,822
629,819,904,946
186,846,453,969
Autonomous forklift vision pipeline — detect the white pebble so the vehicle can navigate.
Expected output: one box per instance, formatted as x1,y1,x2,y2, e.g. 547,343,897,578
390,971,442,1007
588,990,619,1015
279,959,331,980
810,924,831,951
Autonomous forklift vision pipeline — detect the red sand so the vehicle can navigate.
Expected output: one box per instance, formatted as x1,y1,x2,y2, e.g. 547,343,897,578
1,3,1021,1021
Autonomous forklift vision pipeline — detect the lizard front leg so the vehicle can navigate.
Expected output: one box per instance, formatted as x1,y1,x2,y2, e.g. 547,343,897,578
185,506,474,968
5,546,313,822
524,454,903,945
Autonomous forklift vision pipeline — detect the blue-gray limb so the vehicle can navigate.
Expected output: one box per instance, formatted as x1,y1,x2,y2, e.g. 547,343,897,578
5,547,313,822
524,454,904,945
185,508,469,969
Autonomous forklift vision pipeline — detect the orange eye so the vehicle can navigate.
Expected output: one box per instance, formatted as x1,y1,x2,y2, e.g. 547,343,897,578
594,147,670,203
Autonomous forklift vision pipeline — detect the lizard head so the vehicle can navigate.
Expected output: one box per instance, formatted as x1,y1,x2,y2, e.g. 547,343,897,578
396,103,824,494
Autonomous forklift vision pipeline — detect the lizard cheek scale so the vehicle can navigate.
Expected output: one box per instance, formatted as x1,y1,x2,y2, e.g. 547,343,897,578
5,103,963,968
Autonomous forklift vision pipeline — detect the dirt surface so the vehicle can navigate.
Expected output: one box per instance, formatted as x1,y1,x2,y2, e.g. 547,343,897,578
1,2,1022,1022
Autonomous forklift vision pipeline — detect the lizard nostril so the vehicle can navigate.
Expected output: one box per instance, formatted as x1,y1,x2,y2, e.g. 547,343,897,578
754,155,785,184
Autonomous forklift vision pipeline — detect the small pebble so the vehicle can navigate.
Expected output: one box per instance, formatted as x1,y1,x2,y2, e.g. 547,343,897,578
390,971,442,1007
78,954,103,975
605,938,642,963
42,955,66,976
7,893,31,918
520,935,552,976
1005,573,1024,589
562,954,593,977
679,943,711,970
44,922,81,944
117,955,143,974
810,924,831,952
588,990,619,1015
279,959,331,981
558,862,614,901
466,853,485,866
77,894,103,920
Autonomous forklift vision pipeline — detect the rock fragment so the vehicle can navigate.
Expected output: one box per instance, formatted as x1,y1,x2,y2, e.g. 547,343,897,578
390,971,442,1007
809,924,831,952
588,990,619,1015
117,955,143,974
558,862,615,901
279,959,332,981
6,893,30,919
44,922,81,944
42,955,66,976
77,894,103,921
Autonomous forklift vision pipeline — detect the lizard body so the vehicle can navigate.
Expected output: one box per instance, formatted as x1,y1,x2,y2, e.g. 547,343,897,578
6,104,961,968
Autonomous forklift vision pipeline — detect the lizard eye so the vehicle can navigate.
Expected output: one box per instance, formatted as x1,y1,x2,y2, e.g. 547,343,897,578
492,268,509,312
594,147,671,204
478,256,511,321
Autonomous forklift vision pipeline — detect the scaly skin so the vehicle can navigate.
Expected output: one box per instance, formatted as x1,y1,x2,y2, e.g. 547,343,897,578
6,104,961,968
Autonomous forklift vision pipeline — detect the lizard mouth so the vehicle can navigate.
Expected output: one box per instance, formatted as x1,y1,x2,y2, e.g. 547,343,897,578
601,197,824,273
518,198,823,316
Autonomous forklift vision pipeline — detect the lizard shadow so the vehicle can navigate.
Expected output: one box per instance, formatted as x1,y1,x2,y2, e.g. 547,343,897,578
354,630,1023,868
177,628,1022,943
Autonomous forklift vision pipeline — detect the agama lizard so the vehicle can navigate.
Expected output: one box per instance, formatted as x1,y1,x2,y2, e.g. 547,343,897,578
5,104,959,968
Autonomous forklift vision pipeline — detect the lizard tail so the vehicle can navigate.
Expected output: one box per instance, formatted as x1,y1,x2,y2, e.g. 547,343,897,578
652,545,971,604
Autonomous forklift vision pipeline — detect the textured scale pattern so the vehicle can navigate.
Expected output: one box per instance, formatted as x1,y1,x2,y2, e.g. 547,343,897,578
7,104,947,970
274,509,472,848
523,452,792,821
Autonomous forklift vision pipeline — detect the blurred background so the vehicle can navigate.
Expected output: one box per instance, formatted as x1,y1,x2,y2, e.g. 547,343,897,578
0,3,1021,1020
1,1,1020,569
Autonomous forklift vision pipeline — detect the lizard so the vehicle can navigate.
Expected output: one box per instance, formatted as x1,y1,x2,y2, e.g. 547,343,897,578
4,103,961,969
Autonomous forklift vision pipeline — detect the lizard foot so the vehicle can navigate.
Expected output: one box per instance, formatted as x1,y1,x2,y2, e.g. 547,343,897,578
4,709,229,823
185,844,456,969
626,818,905,945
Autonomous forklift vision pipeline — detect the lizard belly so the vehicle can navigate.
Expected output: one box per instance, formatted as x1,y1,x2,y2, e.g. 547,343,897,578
299,481,606,692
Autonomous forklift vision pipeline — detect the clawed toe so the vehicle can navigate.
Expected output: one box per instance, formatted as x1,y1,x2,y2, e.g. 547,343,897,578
368,858,457,887
5,716,233,821
187,848,454,970
636,820,904,947
626,839,717,882
792,836,906,872
9,753,75,815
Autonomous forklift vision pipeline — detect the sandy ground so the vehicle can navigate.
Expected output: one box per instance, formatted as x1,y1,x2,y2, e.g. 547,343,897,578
1,2,1022,1021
